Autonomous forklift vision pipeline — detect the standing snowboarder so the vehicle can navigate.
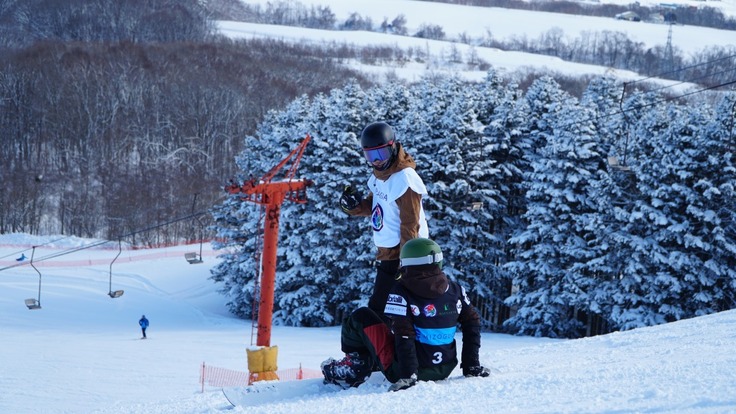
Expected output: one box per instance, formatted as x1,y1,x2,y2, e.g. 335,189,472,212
139,315,149,339
339,121,429,319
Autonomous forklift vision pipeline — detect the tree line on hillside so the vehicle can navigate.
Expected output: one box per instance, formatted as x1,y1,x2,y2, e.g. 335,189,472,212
210,73,736,339
0,0,373,241
213,0,736,88
493,30,736,88
213,0,736,32
0,0,213,48
427,0,736,31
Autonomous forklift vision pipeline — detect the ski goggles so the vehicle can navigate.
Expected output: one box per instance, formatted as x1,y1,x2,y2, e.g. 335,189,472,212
363,141,394,164
400,251,443,268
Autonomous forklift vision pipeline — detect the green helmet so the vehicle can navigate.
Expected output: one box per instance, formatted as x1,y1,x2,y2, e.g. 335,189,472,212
400,238,443,268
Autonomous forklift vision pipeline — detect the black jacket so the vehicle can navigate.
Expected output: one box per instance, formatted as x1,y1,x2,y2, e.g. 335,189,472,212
384,264,482,380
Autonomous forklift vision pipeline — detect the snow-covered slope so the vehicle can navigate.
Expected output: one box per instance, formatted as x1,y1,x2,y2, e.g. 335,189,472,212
238,0,736,54
1,234,735,414
219,0,734,83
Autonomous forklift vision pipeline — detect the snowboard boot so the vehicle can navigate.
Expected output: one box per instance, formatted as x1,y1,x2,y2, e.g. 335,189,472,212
320,352,372,389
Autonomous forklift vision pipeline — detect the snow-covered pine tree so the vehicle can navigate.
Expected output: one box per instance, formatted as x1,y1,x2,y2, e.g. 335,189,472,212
209,97,312,318
452,71,526,329
609,98,695,329
396,76,473,275
478,75,532,330
505,76,607,338
666,104,734,317
270,81,410,326
582,90,662,331
504,76,570,337
273,82,376,325
625,95,736,321
700,94,736,311
577,76,634,334
209,194,262,318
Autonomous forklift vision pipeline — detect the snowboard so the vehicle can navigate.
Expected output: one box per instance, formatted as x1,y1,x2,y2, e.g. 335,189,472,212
221,378,341,407
221,373,389,407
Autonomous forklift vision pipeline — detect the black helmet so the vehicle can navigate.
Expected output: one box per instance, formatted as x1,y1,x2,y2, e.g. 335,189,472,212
360,122,398,171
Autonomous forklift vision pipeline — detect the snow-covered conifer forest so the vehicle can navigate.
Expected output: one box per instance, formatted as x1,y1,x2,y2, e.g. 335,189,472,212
211,74,736,338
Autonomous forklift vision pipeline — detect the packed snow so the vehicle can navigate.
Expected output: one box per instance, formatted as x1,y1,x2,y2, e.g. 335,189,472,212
1,234,735,414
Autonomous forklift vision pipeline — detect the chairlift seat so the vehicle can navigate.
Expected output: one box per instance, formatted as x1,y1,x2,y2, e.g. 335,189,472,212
185,252,203,264
25,298,41,310
109,290,124,298
466,201,484,211
607,156,631,172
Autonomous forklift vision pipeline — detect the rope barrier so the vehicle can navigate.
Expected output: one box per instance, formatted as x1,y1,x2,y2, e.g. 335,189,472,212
199,362,322,392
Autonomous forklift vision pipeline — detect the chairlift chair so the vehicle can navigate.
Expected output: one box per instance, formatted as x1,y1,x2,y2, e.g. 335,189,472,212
185,214,205,264
465,201,484,211
109,290,124,298
108,239,124,298
25,246,42,310
185,252,203,264
607,156,631,172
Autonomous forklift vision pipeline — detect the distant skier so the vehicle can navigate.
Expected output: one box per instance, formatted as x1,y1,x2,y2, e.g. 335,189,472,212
139,315,149,339
321,238,490,391
16,253,26,261
339,121,429,319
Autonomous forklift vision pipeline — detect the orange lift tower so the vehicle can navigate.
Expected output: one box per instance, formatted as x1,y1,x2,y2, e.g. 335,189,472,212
225,134,313,383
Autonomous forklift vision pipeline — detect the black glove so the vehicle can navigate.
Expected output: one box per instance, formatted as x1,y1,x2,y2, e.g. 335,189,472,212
388,374,417,392
339,185,362,213
463,365,491,377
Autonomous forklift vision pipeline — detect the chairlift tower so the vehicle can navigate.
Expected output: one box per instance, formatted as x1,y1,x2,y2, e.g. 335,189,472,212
225,134,313,382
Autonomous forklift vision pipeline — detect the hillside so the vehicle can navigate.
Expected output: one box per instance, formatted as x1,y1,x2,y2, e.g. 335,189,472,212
219,0,735,84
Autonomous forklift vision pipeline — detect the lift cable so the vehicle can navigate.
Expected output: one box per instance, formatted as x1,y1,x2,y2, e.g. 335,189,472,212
0,209,208,273
0,235,75,261
624,52,736,89
557,77,736,132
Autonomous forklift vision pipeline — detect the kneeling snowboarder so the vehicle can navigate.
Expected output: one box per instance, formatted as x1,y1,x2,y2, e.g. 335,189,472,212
321,238,490,391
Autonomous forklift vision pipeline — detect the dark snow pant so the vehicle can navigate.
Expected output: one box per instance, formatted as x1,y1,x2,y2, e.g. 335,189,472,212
340,307,400,383
340,307,457,384
367,259,400,320
141,328,147,338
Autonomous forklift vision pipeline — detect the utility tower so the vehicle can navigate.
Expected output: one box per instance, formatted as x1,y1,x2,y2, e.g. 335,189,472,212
662,12,677,74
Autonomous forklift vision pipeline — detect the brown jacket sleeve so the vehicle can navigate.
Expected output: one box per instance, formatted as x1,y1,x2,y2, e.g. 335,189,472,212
396,187,423,248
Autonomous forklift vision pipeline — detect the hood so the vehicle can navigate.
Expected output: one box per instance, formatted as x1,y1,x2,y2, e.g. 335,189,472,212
399,264,449,299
